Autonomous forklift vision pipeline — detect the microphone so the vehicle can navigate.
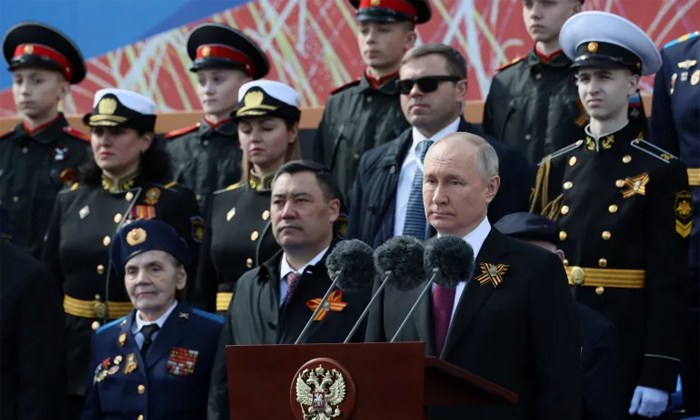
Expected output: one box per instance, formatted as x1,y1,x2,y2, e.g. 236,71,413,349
294,239,375,344
390,235,474,343
343,235,425,343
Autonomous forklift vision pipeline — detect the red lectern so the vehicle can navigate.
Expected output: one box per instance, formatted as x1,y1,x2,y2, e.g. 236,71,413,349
226,342,517,420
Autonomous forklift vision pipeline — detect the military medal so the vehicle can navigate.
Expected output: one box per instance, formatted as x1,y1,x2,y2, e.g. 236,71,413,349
621,173,650,198
53,145,69,162
691,70,700,86
671,73,677,94
123,353,138,375
226,208,236,221
167,347,199,376
681,71,688,82
475,263,509,288
306,290,348,321
79,206,90,219
144,187,161,205
118,332,127,347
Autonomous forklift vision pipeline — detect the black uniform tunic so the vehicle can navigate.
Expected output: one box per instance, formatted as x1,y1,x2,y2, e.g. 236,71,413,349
0,114,90,256
41,173,201,396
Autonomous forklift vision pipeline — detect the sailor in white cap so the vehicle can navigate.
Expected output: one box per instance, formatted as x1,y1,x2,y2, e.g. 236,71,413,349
530,11,691,419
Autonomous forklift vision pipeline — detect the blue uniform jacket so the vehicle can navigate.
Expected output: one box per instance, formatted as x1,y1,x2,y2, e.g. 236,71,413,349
81,300,223,420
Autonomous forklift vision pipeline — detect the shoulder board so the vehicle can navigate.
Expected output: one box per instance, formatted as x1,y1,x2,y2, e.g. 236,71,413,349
192,308,224,324
630,139,676,163
330,79,361,95
62,126,90,142
537,140,584,167
164,181,178,189
496,55,526,72
95,316,128,334
214,182,243,195
664,31,700,49
164,123,200,139
70,182,80,191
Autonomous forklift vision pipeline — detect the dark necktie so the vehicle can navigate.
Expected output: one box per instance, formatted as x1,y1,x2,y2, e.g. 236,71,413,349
432,285,456,357
140,324,160,358
403,139,434,239
284,272,301,305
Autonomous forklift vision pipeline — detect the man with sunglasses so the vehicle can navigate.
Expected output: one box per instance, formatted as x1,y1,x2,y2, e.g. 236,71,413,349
314,0,431,208
348,43,531,247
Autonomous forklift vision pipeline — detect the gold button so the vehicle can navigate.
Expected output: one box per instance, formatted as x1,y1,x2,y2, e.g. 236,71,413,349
563,259,569,266
569,156,577,166
138,384,145,394
251,231,259,241
196,194,202,202
246,258,253,268
203,140,209,146
262,210,270,221
97,264,105,274
91,321,100,331
616,179,625,188
525,134,532,141
103,236,111,246
622,155,632,164
563,181,573,190
571,266,585,285
535,73,542,80
595,286,605,295
113,213,122,223
598,258,608,268
559,231,567,241
609,204,618,213
138,416,144,420
125,192,134,201
353,153,360,160
602,231,611,240
12,196,19,203
560,205,570,215
22,147,28,154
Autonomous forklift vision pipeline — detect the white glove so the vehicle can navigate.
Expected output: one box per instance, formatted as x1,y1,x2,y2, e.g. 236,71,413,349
628,386,669,418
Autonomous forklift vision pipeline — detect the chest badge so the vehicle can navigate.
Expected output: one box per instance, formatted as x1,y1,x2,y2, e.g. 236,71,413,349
167,347,199,376
79,206,90,219
621,173,650,198
226,207,236,221
475,262,509,288
306,290,348,321
144,188,161,206
691,70,700,86
53,145,69,162
123,353,138,375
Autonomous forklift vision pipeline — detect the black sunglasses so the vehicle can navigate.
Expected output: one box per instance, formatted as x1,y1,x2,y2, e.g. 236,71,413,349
396,75,462,95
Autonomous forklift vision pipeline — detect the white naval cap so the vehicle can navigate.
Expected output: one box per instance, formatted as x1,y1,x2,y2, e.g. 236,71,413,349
560,11,662,76
234,80,301,122
83,88,157,131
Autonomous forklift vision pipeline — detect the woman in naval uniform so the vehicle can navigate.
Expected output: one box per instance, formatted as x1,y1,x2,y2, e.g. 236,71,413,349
194,80,301,313
41,88,201,419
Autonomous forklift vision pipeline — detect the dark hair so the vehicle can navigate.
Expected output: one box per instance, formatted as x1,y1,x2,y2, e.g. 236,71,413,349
273,160,341,201
78,129,172,185
401,43,468,80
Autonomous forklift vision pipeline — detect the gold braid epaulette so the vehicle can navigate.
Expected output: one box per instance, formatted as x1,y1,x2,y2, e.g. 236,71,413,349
529,140,584,220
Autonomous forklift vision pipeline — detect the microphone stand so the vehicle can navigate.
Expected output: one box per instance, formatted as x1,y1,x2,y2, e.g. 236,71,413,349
390,268,439,343
343,271,392,344
294,270,341,345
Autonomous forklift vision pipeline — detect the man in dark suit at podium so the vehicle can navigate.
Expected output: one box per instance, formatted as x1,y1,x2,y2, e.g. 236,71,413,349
365,133,582,420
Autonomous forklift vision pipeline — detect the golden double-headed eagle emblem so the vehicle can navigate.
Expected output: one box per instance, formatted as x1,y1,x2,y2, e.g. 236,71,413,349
295,365,346,420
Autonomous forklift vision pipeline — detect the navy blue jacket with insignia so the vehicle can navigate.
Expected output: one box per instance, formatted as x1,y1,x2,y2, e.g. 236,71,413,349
651,31,700,272
81,300,223,420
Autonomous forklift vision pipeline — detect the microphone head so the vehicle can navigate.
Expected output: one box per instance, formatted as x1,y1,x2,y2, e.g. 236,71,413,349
326,239,376,291
374,236,426,291
424,235,474,288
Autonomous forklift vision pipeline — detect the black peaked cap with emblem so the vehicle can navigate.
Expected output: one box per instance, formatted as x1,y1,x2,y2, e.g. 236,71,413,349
495,212,560,246
233,80,301,123
110,219,191,277
83,88,157,132
187,22,270,79
2,21,86,84
349,0,431,24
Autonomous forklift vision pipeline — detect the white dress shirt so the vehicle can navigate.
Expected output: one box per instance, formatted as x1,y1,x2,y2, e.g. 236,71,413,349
394,117,461,237
433,216,492,325
279,246,330,307
131,300,178,349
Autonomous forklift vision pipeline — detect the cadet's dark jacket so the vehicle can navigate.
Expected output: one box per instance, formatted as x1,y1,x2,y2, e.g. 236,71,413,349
194,173,280,313
165,119,243,216
314,73,410,206
348,119,532,248
1,240,66,420
207,243,371,420
41,174,201,396
0,114,90,257
531,122,690,402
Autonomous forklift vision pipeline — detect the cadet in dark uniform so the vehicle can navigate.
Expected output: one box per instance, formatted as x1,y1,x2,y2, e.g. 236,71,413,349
207,160,371,420
1,240,66,420
531,12,690,419
41,88,202,419
1,22,91,257
314,0,431,206
82,219,222,420
194,80,301,313
165,23,270,216
650,31,700,416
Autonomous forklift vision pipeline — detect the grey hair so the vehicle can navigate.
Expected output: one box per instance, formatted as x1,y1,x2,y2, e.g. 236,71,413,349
454,134,499,182
400,43,468,80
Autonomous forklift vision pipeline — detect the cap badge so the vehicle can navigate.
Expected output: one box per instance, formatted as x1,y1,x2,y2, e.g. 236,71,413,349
370,0,381,5
98,97,118,115
126,227,147,246
201,46,211,57
23,44,34,54
243,90,264,108
587,42,598,53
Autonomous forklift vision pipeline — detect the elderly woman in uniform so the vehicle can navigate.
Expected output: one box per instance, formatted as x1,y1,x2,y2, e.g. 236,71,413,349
194,80,301,313
41,88,201,418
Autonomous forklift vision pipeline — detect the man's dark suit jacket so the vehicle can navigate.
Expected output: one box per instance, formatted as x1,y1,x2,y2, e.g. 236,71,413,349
347,119,532,248
365,228,582,420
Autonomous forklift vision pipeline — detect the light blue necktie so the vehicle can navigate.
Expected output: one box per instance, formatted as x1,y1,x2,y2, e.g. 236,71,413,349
402,140,434,239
